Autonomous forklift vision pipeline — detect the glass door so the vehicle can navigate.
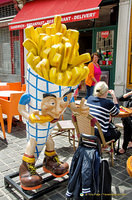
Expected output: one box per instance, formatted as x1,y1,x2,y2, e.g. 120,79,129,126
96,30,114,66
93,26,117,89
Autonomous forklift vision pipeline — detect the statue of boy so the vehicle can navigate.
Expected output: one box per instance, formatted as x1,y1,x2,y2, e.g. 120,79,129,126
18,87,89,190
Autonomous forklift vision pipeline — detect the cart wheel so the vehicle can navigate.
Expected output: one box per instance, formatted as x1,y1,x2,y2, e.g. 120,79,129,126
4,181,9,188
4,178,10,188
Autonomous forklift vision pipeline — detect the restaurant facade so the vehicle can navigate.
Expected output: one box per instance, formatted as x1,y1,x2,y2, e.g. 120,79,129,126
0,0,131,96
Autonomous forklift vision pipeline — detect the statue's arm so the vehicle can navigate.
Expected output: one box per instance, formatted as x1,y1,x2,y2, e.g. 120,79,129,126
18,93,31,120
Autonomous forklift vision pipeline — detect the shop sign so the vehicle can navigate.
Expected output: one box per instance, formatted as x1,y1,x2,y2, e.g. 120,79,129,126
9,10,99,31
101,31,109,38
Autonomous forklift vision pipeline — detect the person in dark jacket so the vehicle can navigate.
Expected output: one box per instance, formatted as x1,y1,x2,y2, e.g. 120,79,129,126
118,90,132,154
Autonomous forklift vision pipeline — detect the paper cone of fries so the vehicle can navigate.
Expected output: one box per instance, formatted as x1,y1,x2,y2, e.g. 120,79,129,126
23,15,90,158
26,65,77,158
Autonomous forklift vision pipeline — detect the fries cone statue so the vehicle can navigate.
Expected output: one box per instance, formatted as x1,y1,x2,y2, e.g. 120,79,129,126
18,16,90,190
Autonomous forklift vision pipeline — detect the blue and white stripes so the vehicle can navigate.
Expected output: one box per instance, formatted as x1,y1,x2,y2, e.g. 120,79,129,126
86,96,119,134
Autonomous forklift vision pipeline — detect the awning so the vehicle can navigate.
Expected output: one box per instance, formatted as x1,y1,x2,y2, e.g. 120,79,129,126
9,0,102,31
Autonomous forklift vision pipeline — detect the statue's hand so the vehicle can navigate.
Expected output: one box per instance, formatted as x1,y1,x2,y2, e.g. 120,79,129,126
29,111,53,124
70,98,89,116
29,111,40,123
79,98,89,116
32,110,40,115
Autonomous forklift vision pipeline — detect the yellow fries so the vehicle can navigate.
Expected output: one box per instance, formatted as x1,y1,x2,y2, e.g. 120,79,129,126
23,15,91,86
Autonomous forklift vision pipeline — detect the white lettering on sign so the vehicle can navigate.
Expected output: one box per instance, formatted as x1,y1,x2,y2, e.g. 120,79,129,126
74,12,96,20
46,19,54,24
61,16,71,22
9,10,99,30
27,21,45,27
10,24,25,30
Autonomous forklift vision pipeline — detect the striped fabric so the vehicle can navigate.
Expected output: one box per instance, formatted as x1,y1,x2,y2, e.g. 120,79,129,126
86,96,119,134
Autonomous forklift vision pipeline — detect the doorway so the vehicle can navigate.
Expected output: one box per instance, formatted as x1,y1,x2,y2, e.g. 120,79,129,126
78,30,93,98
79,30,92,55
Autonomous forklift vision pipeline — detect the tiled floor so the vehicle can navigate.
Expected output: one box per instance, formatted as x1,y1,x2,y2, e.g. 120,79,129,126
0,107,131,200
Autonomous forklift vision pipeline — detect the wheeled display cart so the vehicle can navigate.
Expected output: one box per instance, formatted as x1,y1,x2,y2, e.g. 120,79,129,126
4,163,69,200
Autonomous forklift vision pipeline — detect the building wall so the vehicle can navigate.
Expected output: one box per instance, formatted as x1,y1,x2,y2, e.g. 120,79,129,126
115,0,131,96
0,2,21,82
0,0,131,90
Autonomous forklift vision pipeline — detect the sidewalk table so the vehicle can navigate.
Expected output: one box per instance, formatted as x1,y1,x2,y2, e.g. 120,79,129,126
112,107,132,152
115,107,132,118
0,90,23,98
0,82,7,86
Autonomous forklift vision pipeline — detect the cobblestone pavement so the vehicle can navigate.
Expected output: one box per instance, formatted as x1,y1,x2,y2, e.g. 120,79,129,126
0,107,131,200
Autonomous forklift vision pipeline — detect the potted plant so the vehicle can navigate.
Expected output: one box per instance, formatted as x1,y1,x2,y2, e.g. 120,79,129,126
102,52,106,65
108,52,112,65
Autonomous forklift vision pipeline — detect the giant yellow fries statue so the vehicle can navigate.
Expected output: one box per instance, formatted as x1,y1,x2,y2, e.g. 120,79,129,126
18,16,90,190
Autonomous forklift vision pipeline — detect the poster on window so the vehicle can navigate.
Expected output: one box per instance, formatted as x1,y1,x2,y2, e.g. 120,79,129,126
101,31,109,38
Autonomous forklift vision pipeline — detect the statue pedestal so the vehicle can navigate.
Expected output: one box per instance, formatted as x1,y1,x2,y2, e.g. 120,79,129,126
4,163,69,200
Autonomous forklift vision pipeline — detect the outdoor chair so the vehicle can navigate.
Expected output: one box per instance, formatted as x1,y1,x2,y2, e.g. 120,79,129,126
0,104,6,139
7,82,21,91
21,84,26,92
51,120,76,151
0,92,23,133
72,113,115,166
0,85,10,91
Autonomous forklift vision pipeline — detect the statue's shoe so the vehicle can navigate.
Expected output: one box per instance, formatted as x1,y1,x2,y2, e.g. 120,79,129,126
19,154,42,190
43,152,69,177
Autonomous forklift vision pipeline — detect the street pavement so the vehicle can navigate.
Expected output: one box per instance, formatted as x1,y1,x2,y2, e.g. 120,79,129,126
0,107,132,200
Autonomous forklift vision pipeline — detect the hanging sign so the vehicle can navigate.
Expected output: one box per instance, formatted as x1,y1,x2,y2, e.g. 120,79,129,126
101,31,109,38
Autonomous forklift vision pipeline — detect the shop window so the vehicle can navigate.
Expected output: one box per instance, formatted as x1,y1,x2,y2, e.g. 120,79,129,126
0,27,11,74
96,30,114,66
95,4,118,27
10,30,21,75
0,4,17,18
0,27,20,75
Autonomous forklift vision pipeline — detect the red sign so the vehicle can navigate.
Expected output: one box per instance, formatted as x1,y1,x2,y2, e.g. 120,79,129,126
101,31,109,39
9,10,99,31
